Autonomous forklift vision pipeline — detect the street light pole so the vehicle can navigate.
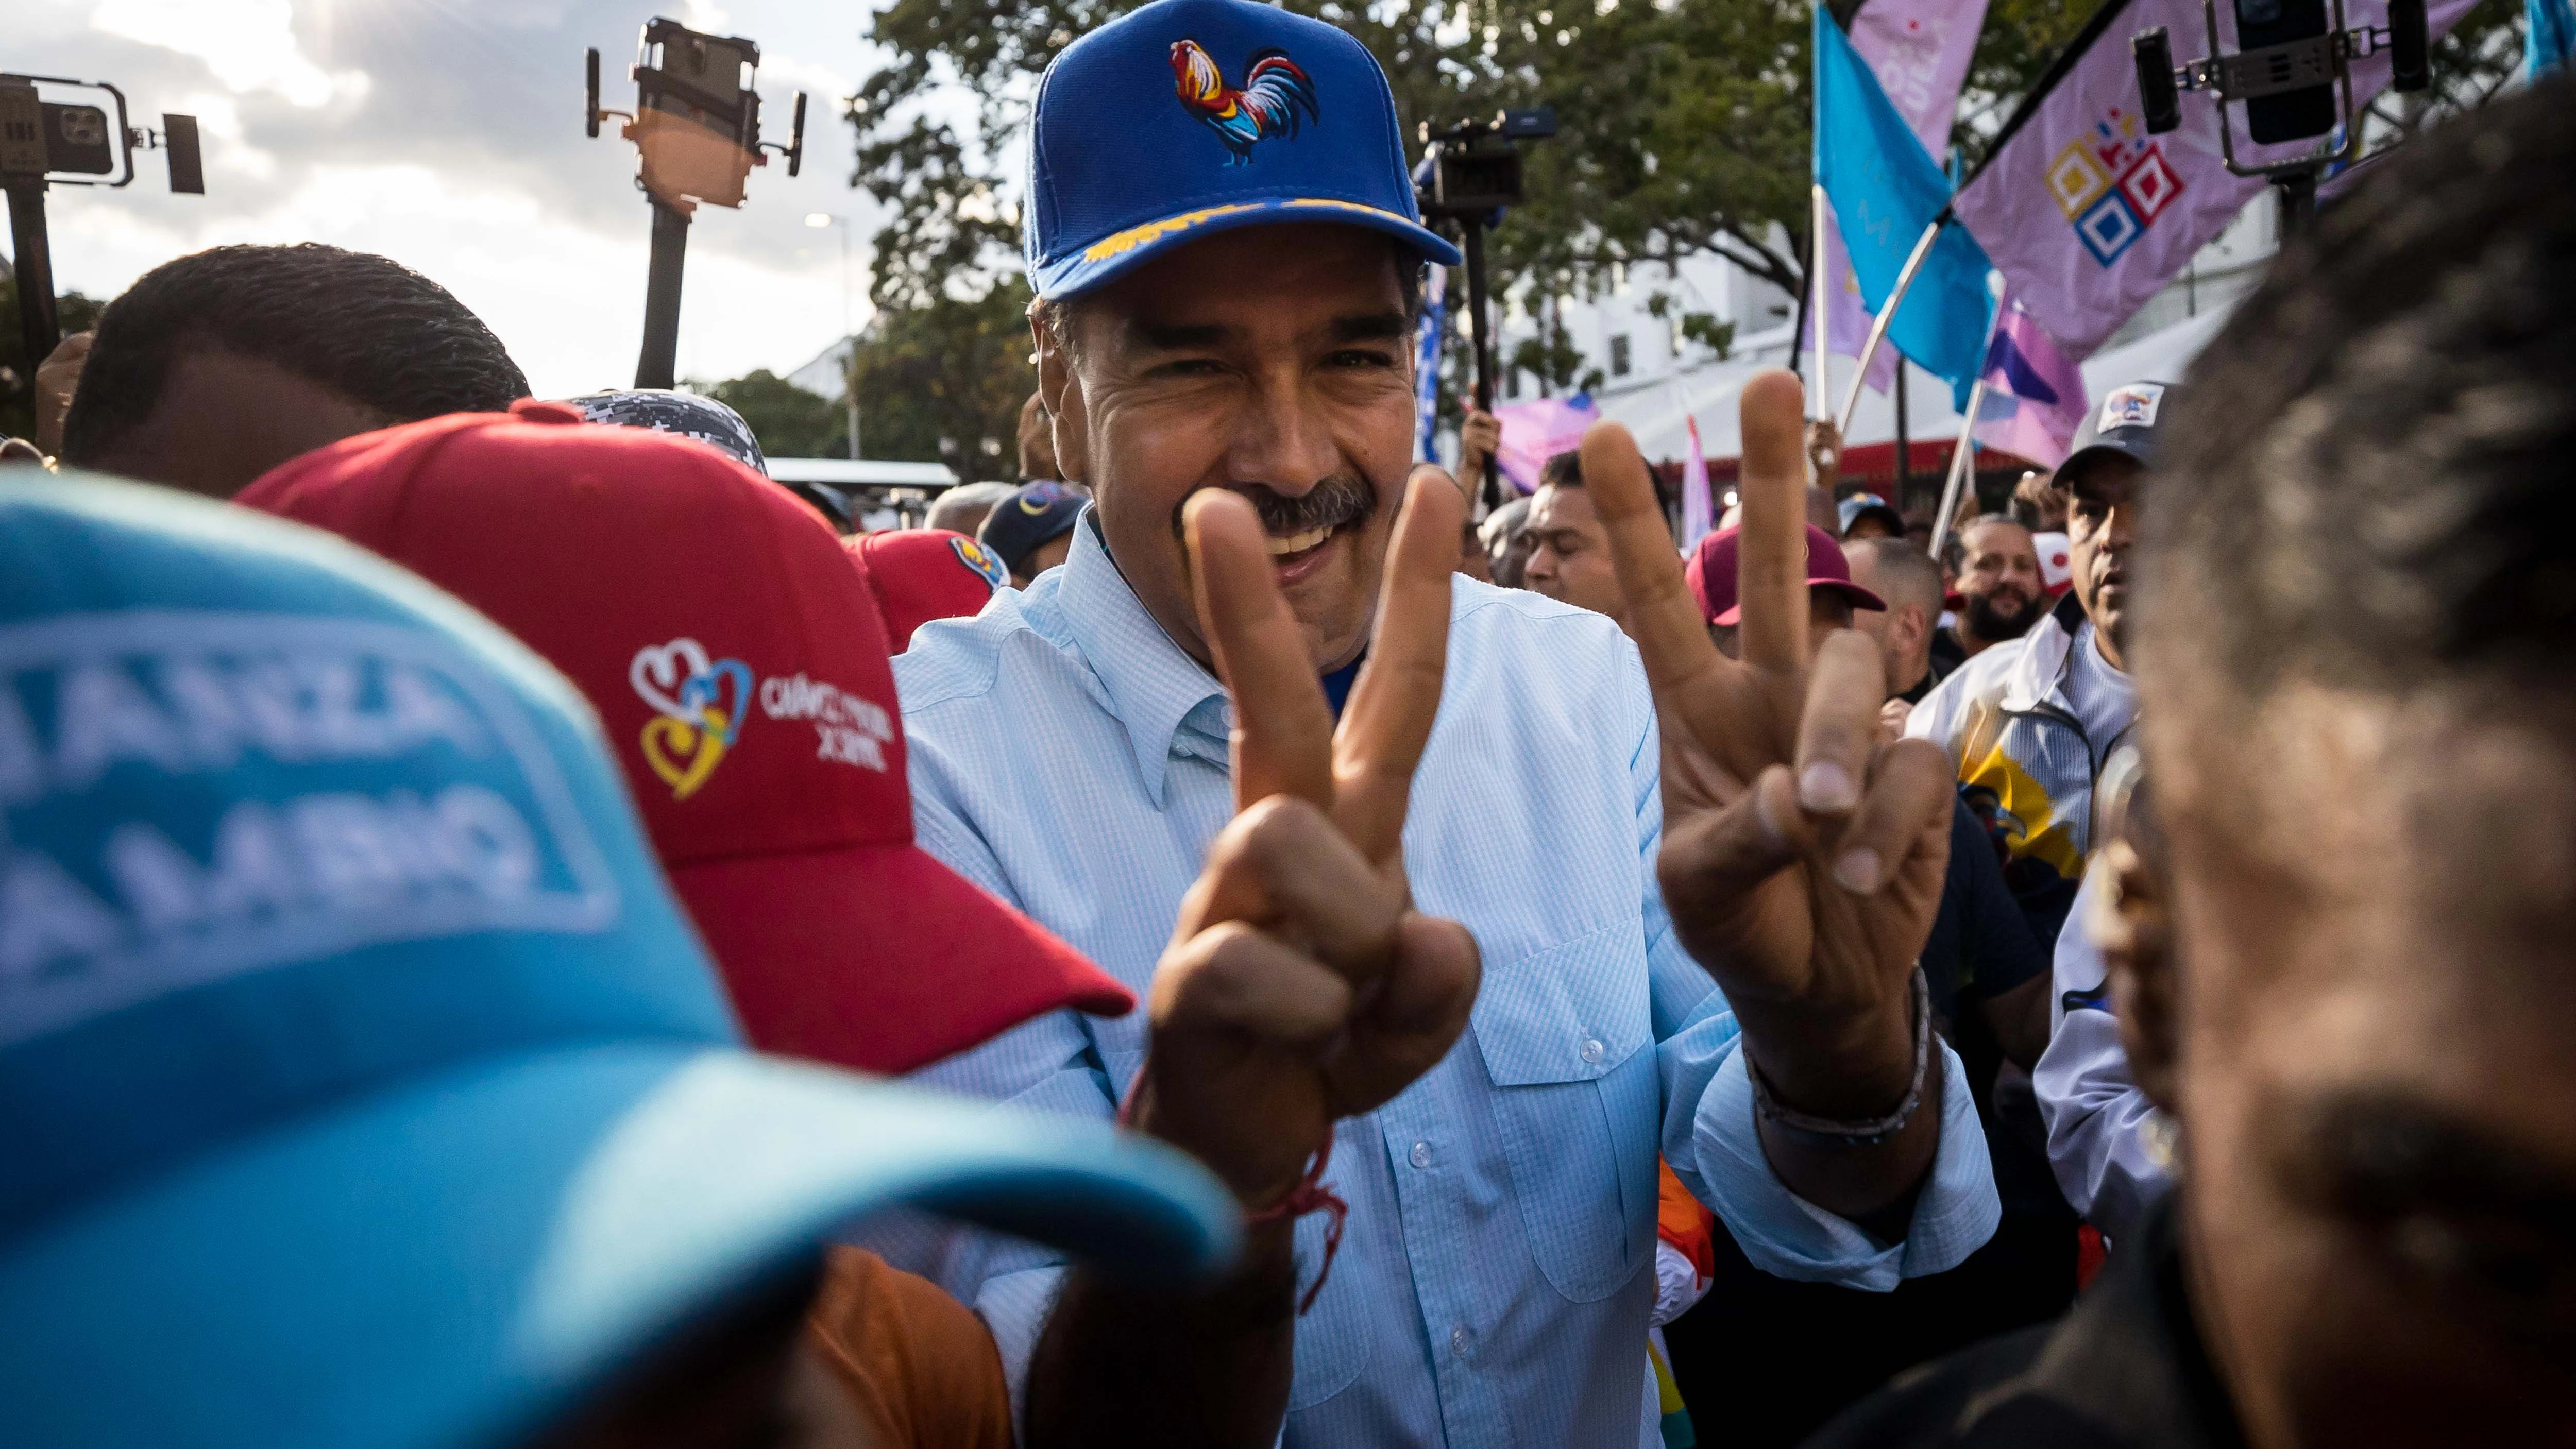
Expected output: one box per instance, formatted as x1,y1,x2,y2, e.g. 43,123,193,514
806,211,860,460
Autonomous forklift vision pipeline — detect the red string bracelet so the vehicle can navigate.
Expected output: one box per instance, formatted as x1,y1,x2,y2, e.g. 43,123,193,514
1117,1072,1349,1316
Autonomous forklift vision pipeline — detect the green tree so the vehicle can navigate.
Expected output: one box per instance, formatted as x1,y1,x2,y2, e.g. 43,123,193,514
690,368,841,458
844,282,1037,475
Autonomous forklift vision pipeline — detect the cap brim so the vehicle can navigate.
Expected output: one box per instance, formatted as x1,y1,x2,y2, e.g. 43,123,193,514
1713,578,1887,626
1034,195,1463,300
671,842,1135,1077
2057,438,2151,492
0,1044,1234,1449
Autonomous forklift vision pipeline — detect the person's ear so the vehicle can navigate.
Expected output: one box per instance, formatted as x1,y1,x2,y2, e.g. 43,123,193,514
1031,315,1091,486
1896,602,1929,653
2096,829,2180,1113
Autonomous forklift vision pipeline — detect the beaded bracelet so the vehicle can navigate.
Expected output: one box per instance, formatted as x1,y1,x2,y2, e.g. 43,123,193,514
1743,966,1932,1148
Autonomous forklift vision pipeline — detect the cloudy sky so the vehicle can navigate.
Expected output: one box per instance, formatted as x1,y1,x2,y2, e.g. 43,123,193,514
19,0,909,396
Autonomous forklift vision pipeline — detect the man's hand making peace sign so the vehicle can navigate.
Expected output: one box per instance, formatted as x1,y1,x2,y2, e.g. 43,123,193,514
1587,369,1957,1219
1027,466,1481,1449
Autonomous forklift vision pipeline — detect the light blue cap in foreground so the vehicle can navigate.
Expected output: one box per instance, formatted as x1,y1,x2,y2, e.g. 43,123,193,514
0,475,1236,1449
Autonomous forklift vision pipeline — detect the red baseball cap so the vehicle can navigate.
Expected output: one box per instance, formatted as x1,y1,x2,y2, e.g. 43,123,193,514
1685,522,1887,627
238,400,1132,1074
844,529,1002,651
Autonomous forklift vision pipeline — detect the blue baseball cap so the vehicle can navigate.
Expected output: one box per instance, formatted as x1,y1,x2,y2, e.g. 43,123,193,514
0,475,1237,1449
1024,0,1462,300
977,481,1090,578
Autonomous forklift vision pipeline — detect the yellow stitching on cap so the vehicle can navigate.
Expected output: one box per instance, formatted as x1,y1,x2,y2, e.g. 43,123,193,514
1081,203,1267,262
1283,198,1408,223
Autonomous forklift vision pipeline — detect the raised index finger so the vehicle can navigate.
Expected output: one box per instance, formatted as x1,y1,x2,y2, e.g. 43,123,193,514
1185,489,1335,818
1735,369,1813,676
1333,465,1463,866
1583,420,1736,717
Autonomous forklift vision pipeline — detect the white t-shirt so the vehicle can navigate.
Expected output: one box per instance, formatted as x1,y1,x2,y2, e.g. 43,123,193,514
2064,620,2137,765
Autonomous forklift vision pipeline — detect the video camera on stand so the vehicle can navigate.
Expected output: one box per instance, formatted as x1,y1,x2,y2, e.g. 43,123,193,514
585,19,806,389
1,74,202,382
1416,107,1556,514
2131,0,2430,232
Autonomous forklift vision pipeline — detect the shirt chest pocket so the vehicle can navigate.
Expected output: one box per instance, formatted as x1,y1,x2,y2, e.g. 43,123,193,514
1471,921,1660,1303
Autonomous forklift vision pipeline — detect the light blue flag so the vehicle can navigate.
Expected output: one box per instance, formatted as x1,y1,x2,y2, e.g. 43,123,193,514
1814,4,1994,407
2530,0,2576,75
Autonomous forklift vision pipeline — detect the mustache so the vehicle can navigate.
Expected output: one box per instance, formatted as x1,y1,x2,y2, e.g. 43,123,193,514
1173,475,1378,538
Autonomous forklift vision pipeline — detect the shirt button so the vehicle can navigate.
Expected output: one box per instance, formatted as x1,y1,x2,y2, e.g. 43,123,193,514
1449,1326,1470,1357
1409,1140,1433,1169
1580,1037,1605,1065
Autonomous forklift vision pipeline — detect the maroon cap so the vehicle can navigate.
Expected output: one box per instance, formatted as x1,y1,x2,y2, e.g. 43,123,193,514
846,530,1003,651
1685,522,1887,627
238,403,1132,1076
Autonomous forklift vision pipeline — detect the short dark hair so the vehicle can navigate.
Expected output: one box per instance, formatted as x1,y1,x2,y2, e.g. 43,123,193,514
1537,450,1582,490
62,244,528,464
2153,76,2576,708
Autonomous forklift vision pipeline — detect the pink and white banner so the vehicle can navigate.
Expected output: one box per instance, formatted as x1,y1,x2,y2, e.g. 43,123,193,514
1494,393,1600,495
1953,0,2480,358
1849,0,1991,157
1680,415,1715,548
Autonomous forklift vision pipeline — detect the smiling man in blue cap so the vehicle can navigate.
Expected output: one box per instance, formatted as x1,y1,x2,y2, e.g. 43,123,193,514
890,2,2000,1446
0,474,1240,1449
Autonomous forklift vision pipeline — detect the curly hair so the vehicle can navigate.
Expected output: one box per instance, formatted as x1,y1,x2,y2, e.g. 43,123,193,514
61,243,528,465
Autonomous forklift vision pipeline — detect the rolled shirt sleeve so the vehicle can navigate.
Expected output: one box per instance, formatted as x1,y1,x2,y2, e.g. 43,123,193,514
1662,1015,1997,1289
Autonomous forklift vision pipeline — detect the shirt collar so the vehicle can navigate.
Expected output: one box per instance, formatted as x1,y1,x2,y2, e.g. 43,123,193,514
1054,510,1228,808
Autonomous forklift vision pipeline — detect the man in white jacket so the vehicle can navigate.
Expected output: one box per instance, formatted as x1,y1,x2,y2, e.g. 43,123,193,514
1906,386,2165,1229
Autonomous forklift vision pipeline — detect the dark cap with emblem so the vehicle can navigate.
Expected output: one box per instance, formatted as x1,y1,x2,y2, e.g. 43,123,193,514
2058,379,2173,495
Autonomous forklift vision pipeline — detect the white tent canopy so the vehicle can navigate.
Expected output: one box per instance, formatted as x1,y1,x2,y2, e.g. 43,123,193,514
1596,300,2240,465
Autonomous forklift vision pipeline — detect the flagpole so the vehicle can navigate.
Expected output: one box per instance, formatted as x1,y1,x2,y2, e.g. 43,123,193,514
1929,374,1987,560
1809,183,1833,428
1930,286,2007,558
1835,214,1947,439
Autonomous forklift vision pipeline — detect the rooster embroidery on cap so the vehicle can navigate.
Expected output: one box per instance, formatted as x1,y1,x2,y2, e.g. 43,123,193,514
1170,41,1319,163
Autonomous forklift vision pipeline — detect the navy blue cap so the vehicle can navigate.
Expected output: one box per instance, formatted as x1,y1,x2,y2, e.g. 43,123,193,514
1023,0,1462,299
977,481,1089,577
2059,379,2172,492
0,474,1236,1449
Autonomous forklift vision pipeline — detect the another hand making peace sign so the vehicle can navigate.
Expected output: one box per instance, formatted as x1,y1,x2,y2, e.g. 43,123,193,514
1129,468,1483,1213
1587,370,1955,1212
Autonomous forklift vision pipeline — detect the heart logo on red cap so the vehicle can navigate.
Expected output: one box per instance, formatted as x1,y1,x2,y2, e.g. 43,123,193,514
630,637,754,799
640,713,731,799
630,638,714,723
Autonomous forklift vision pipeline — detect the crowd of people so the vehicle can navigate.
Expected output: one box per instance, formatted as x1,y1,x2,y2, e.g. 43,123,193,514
6,3,2574,1447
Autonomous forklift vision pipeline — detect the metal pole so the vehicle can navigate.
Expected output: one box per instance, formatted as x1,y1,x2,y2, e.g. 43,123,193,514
1929,373,1988,559
635,198,690,390
1809,183,1832,424
1463,217,1502,510
1790,214,1814,400
841,220,860,461
6,180,61,373
2275,169,2317,241
1894,356,1911,508
1835,216,1944,439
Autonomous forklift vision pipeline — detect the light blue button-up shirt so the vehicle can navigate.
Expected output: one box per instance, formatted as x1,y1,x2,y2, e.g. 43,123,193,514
885,518,1997,1449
